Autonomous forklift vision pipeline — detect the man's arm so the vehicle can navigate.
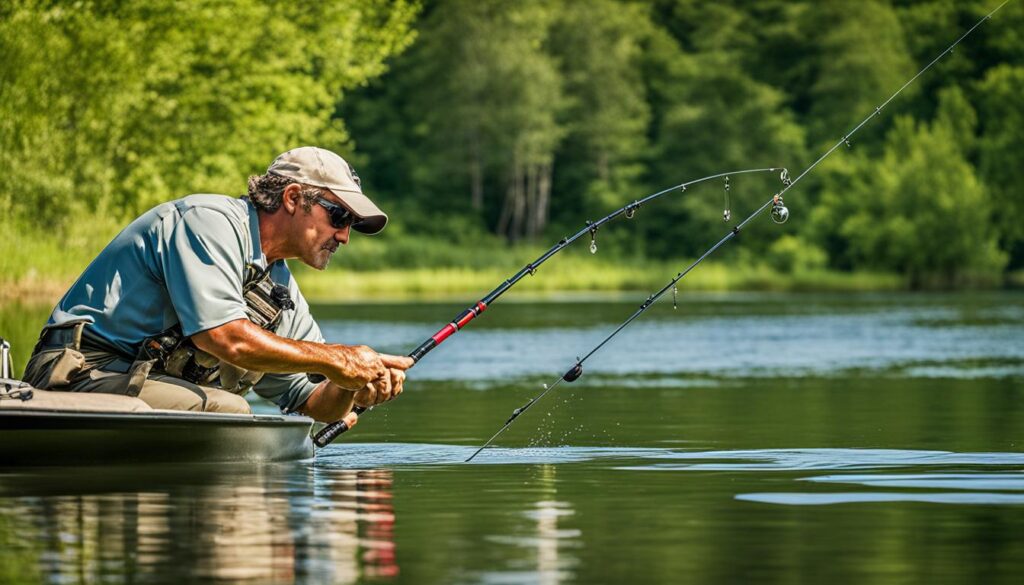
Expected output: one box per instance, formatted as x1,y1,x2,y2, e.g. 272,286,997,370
192,318,412,390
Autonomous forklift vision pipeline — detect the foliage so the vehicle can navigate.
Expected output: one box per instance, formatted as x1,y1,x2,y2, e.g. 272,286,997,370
0,0,418,228
810,90,1006,287
2,0,1022,296
976,65,1024,256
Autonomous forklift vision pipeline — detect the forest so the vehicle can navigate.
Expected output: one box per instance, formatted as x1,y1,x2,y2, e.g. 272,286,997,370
2,0,1022,298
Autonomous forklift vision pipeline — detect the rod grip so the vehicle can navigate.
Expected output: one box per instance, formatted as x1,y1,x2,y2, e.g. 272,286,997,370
313,406,367,447
312,301,487,448
312,343,424,447
409,338,437,363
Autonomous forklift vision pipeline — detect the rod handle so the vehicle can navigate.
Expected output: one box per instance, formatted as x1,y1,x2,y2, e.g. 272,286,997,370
409,338,437,363
312,346,424,447
313,406,367,447
312,301,488,448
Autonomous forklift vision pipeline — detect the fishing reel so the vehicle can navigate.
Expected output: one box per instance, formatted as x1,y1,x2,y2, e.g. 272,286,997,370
771,194,789,224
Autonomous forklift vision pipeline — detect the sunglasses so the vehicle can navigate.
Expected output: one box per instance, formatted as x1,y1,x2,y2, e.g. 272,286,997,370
314,197,356,229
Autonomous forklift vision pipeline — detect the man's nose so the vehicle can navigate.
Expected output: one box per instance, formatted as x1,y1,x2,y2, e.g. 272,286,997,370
335,225,350,245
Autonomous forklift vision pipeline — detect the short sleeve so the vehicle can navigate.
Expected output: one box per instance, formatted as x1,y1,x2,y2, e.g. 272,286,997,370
251,266,325,413
160,209,249,336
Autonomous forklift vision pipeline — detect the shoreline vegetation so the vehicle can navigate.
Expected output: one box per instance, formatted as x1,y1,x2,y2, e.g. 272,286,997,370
3,228,1020,308
3,2,1022,308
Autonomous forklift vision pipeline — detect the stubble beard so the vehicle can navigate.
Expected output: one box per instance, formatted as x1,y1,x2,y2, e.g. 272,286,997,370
313,242,337,270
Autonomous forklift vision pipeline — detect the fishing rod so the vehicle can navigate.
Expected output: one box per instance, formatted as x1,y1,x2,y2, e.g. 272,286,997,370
312,167,787,447
463,0,1013,462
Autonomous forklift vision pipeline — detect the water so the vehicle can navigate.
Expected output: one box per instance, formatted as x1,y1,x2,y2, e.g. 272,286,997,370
2,292,1024,584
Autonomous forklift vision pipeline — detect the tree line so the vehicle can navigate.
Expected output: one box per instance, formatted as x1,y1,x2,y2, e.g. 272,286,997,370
2,0,1022,288
344,0,1023,286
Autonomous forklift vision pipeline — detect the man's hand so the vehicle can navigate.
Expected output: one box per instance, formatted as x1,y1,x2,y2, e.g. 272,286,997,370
300,354,412,422
324,347,413,392
353,355,410,407
322,344,385,389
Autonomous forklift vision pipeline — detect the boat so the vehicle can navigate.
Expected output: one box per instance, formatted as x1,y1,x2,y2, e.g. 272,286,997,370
1,340,315,466
0,379,315,466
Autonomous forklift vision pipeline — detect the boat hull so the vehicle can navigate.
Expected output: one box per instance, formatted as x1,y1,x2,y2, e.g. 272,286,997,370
1,409,315,466
1,379,315,465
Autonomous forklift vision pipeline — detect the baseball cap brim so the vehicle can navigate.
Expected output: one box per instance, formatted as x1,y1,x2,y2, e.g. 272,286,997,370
326,186,388,235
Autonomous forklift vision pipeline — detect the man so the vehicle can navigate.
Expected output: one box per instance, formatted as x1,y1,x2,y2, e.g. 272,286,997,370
23,147,412,428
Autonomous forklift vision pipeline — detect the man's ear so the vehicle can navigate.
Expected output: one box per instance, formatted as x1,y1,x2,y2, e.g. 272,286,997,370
281,183,303,215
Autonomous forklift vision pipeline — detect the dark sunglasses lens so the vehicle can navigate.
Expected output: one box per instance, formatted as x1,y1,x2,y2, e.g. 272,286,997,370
330,207,353,228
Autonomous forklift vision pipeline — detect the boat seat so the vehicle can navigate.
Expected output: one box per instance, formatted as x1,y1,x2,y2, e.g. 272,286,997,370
0,380,152,413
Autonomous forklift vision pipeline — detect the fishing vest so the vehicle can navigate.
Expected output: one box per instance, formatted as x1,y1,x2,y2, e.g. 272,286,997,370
139,264,295,394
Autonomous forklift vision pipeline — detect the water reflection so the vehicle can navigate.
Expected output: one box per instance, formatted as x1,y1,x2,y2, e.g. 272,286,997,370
483,465,579,585
528,499,577,585
0,465,399,584
314,468,399,581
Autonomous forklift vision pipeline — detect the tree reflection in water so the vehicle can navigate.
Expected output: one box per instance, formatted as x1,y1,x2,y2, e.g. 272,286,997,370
0,464,398,584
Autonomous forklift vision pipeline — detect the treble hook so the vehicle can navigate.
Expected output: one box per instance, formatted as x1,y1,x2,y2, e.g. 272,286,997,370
587,221,598,254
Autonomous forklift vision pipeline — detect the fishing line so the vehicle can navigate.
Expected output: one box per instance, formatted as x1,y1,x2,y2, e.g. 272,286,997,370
313,167,786,447
464,0,1012,462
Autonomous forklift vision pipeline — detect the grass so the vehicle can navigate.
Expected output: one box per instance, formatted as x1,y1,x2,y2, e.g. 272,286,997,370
0,214,982,307
294,262,905,302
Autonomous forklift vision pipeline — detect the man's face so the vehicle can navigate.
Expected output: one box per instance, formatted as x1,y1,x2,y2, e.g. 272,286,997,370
294,190,352,270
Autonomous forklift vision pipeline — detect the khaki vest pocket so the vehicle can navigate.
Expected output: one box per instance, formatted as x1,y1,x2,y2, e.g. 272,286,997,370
22,348,88,389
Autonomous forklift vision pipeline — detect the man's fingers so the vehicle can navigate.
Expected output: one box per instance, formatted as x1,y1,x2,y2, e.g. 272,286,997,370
355,381,377,408
343,410,359,429
389,369,405,400
377,373,393,402
380,354,415,370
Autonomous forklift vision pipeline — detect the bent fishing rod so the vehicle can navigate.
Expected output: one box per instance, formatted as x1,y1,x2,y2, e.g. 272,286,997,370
463,0,1013,462
312,167,787,447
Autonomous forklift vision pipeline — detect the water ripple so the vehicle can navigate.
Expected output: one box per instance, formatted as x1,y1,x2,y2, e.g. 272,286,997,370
615,448,1024,471
802,473,1024,491
737,492,1024,505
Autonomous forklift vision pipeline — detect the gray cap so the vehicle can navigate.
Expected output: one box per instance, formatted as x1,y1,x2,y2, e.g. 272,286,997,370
267,146,388,234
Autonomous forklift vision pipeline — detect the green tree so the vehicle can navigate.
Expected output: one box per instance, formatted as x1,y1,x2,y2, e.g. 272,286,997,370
0,0,417,228
641,3,807,258
547,0,653,229
811,91,1005,286
352,0,565,242
803,0,916,146
976,65,1024,264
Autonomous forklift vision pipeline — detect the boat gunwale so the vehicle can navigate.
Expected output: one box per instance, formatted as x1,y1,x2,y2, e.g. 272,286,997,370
0,408,315,427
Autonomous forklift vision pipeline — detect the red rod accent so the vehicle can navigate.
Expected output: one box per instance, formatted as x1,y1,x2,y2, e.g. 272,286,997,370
431,323,458,345
477,301,488,313
456,312,476,329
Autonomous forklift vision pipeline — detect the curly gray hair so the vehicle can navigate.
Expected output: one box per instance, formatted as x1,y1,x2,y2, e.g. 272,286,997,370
247,173,323,213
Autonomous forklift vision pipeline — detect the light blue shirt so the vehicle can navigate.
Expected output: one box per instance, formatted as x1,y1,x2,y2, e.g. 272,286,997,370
48,195,321,412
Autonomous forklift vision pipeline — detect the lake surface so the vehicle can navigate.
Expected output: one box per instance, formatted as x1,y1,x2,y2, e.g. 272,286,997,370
2,292,1024,584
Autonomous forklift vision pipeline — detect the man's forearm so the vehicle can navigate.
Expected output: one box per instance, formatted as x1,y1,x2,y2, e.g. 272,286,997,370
193,317,406,393
192,318,343,378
